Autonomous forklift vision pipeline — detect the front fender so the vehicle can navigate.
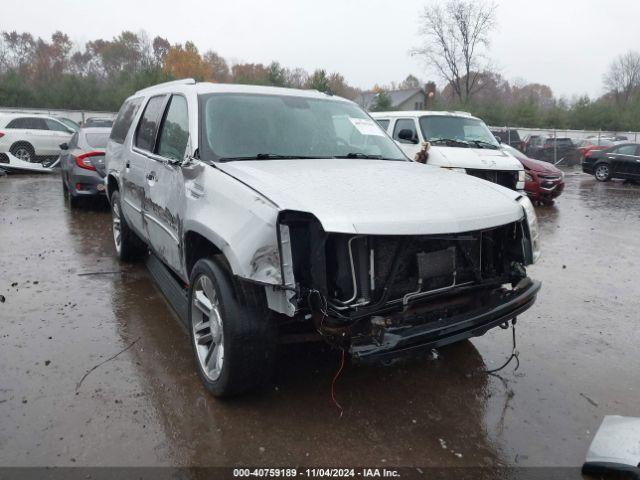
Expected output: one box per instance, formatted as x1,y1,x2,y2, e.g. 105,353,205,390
183,165,282,285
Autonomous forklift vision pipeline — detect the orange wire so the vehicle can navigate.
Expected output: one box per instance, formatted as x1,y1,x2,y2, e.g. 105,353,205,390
331,349,345,418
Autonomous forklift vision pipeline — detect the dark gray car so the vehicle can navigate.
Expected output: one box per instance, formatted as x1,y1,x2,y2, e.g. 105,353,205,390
60,127,110,207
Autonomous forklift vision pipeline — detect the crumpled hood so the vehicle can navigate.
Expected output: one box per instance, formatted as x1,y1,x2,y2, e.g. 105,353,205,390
215,159,524,235
430,145,523,171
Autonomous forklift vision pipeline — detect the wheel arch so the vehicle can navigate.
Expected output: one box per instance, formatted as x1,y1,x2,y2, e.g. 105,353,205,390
106,173,119,200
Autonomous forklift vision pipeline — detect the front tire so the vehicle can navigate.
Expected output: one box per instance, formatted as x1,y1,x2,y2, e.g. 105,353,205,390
594,163,611,182
188,257,276,397
110,190,146,261
10,142,35,162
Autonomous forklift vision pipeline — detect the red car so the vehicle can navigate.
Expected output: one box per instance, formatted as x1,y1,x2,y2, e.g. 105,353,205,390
575,138,614,161
502,145,564,205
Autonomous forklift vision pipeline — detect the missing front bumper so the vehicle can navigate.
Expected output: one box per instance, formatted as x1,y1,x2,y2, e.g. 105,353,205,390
350,278,541,362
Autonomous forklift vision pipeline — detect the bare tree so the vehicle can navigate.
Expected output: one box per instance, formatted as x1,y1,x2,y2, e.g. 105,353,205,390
604,51,640,106
413,0,497,104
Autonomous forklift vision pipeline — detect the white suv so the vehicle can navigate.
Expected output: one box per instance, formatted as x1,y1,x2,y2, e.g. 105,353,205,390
371,111,525,190
0,114,74,162
106,79,541,397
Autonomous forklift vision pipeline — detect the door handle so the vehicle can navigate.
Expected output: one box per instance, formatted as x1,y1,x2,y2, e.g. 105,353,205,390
146,172,156,181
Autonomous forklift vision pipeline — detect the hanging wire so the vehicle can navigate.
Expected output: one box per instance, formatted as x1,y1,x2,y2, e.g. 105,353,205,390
483,320,519,375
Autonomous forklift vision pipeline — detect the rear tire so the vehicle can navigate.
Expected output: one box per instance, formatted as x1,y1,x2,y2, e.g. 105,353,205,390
594,163,611,182
10,142,35,162
110,190,146,261
188,257,276,397
62,175,69,198
69,193,81,208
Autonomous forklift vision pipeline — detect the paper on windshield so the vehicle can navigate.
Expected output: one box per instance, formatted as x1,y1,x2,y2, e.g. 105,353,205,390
349,118,385,136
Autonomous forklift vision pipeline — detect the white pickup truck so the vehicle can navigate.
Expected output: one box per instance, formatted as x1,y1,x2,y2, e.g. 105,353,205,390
371,111,525,191
106,80,540,396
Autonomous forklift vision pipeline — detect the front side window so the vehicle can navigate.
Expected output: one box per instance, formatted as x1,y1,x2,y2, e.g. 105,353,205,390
199,93,406,161
419,115,499,148
393,118,419,144
135,95,167,152
110,97,143,144
157,95,189,161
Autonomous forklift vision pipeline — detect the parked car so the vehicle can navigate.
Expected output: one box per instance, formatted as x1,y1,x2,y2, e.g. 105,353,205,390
83,117,114,128
59,127,110,207
106,79,540,397
371,111,525,191
502,144,564,204
575,138,614,161
0,114,74,163
491,128,525,151
525,136,578,164
582,143,640,182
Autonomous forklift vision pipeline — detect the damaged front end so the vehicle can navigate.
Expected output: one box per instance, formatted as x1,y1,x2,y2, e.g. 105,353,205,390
276,209,541,361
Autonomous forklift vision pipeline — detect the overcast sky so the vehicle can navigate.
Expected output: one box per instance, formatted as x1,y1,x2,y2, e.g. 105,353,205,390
2,0,638,99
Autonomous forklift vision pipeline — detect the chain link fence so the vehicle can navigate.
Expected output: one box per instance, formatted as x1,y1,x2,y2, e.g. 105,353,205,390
490,126,640,166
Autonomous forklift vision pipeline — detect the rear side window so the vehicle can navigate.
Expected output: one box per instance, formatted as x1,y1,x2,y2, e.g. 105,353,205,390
135,96,167,152
157,95,189,161
6,117,47,129
110,97,143,144
393,118,418,143
6,118,28,129
85,132,109,149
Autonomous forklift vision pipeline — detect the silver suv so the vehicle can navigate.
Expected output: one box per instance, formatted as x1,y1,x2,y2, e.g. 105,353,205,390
105,79,541,397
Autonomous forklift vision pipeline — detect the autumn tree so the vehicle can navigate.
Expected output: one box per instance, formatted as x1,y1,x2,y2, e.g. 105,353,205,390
203,50,229,82
162,41,209,80
604,51,640,107
399,74,421,90
152,36,170,66
413,0,497,104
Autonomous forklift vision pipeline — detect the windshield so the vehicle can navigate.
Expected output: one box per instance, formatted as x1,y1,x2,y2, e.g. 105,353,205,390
502,144,528,161
419,115,499,148
85,132,109,149
199,93,407,161
58,118,80,131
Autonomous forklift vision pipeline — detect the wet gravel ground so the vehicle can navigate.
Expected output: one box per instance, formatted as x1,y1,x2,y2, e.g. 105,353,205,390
0,170,639,470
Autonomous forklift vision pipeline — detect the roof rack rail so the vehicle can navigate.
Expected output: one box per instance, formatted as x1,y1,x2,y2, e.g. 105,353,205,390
135,78,196,95
452,110,472,117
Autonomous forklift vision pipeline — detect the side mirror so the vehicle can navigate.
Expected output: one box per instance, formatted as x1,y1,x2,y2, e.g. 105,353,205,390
59,143,69,150
494,135,502,144
398,129,418,144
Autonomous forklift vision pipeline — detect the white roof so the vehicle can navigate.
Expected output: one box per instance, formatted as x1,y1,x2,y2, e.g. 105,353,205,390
134,79,350,103
370,110,477,119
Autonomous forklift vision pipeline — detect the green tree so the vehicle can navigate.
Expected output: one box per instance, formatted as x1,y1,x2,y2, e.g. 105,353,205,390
371,91,393,112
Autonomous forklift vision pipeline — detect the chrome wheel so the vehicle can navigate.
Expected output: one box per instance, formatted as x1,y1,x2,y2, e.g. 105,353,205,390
111,200,122,254
14,147,32,162
595,164,610,181
191,274,224,381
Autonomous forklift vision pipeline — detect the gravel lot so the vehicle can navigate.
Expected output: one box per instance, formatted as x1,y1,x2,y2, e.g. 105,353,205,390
0,170,639,474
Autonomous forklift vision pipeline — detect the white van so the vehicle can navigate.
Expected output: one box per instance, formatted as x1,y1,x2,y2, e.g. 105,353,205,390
371,111,524,191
